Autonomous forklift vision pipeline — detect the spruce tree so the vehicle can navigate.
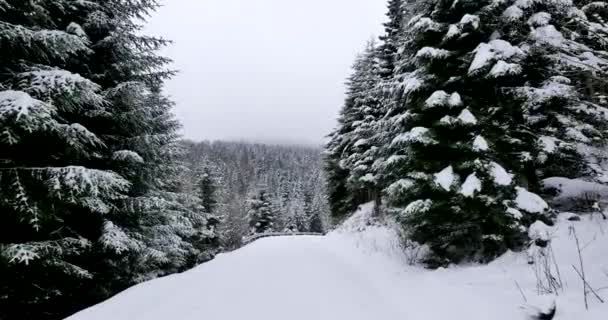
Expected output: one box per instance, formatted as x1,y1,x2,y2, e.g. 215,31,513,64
198,166,218,214
380,0,550,265
79,0,220,288
325,41,381,221
0,1,127,318
494,0,608,184
378,0,404,78
0,1,219,318
247,188,276,234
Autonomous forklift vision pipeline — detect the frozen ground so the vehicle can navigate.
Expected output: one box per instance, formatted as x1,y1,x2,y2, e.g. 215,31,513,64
67,203,608,320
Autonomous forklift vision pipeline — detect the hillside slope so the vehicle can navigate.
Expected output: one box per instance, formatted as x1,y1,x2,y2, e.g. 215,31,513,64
67,204,608,320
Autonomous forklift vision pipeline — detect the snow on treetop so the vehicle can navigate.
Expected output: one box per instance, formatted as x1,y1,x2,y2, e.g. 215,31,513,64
434,166,456,191
531,25,565,47
489,162,513,186
515,187,548,213
469,40,524,74
101,221,141,254
359,173,376,183
460,14,480,29
0,91,59,138
563,51,608,75
514,0,573,9
449,93,463,107
409,17,443,33
46,166,130,200
520,77,575,109
18,69,104,107
473,135,489,151
112,150,145,163
539,136,559,153
439,115,456,126
0,22,92,59
457,108,477,125
415,47,452,61
392,127,437,145
400,72,426,95
565,127,591,142
389,110,414,125
353,139,368,147
506,208,523,219
425,90,450,108
528,12,552,27
67,22,87,37
6,237,92,266
386,179,415,198
445,24,460,40
461,173,482,197
503,5,524,21
403,199,433,217
489,61,523,78
385,155,408,166
0,90,52,120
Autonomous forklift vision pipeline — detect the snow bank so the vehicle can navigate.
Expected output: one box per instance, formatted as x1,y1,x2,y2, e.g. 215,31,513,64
516,187,549,213
543,177,608,201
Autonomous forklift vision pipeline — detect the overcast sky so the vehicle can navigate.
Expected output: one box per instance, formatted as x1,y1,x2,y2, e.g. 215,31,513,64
146,0,386,146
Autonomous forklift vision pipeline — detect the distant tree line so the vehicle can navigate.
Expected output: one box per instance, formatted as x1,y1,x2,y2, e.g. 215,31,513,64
180,141,329,251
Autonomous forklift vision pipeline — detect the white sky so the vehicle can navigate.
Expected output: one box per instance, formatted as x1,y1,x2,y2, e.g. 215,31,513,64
145,0,386,145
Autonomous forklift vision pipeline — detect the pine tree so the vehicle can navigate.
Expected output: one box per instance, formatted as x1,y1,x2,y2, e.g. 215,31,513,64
379,0,551,266
247,188,276,234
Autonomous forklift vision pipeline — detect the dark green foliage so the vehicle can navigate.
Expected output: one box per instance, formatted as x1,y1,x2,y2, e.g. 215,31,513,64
198,167,218,213
325,41,382,222
0,1,218,319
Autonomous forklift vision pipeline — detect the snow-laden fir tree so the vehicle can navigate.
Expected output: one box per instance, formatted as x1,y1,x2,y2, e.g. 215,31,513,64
303,191,325,233
247,188,276,235
0,1,219,318
78,0,220,287
0,1,127,318
325,41,382,221
491,0,608,184
284,183,308,232
380,0,551,266
197,166,219,214
378,0,404,78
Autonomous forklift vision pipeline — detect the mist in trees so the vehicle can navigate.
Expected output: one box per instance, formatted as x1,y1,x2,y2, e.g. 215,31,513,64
180,141,330,250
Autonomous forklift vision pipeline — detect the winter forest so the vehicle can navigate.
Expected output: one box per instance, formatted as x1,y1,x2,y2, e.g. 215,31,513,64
2,0,608,320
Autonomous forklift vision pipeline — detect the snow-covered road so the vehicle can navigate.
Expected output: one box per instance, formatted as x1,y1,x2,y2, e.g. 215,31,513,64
67,204,608,320
66,234,409,320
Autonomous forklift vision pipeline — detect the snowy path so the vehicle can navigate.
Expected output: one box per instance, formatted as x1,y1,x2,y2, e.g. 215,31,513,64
67,235,408,320
67,205,608,320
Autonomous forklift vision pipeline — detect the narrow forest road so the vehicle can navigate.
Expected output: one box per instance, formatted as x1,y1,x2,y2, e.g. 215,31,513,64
66,234,408,320
66,205,608,320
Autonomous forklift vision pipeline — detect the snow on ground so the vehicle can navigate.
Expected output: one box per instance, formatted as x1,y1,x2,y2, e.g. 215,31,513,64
67,203,608,320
